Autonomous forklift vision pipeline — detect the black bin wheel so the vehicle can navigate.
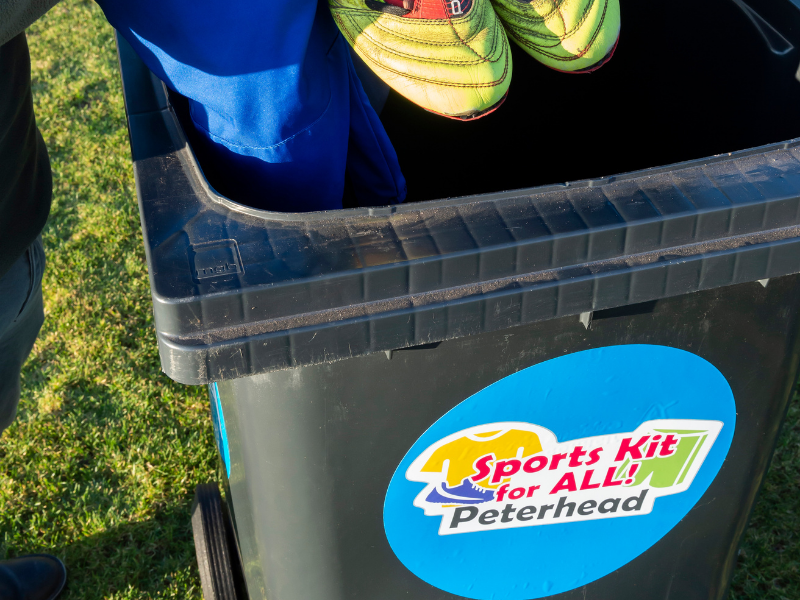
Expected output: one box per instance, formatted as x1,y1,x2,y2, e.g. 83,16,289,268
192,483,240,600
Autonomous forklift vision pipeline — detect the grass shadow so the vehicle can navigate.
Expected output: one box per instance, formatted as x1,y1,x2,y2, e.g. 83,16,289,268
4,498,203,600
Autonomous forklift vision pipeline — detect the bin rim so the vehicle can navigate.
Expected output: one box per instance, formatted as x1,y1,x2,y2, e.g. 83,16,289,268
117,33,800,383
180,122,800,224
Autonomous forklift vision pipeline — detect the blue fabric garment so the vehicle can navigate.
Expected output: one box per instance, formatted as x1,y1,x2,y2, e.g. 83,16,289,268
96,0,406,212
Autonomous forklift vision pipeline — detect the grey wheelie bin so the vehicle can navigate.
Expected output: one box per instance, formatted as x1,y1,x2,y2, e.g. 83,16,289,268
117,0,800,598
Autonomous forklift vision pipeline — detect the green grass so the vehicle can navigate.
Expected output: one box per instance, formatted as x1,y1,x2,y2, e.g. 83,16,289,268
730,395,800,600
0,2,215,598
0,0,797,598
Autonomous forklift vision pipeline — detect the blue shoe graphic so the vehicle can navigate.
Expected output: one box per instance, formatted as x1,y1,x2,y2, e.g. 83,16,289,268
425,478,495,505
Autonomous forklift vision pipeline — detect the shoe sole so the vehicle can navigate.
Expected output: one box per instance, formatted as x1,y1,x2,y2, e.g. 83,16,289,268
424,90,509,122
550,34,620,75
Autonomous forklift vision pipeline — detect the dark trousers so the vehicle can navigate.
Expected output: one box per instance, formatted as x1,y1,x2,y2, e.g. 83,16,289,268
0,237,45,434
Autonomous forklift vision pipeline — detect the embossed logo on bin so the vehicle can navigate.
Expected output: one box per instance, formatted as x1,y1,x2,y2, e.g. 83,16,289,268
384,345,736,600
190,239,243,282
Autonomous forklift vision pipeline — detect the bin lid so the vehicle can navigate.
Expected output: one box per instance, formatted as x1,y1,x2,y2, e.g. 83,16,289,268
118,34,800,385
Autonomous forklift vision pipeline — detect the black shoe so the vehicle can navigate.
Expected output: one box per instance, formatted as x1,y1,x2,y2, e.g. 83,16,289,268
0,555,66,600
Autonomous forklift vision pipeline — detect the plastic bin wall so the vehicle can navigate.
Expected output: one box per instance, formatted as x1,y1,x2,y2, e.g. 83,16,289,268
216,276,800,600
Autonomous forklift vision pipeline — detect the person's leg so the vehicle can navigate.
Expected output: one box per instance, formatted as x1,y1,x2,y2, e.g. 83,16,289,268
0,236,45,434
0,31,65,600
0,237,66,600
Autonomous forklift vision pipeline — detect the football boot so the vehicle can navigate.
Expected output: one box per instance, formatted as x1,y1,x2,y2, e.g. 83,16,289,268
329,0,512,119
491,0,620,73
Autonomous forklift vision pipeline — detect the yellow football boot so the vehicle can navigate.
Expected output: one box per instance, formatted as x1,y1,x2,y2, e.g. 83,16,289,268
491,0,620,73
329,0,512,119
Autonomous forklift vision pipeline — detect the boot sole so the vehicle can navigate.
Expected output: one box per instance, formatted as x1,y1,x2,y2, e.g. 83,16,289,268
550,34,620,74
424,90,509,122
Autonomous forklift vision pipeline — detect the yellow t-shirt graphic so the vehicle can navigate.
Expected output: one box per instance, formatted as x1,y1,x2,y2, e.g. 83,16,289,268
421,429,542,489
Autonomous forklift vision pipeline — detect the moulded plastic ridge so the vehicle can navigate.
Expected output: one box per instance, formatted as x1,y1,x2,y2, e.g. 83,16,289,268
117,34,800,385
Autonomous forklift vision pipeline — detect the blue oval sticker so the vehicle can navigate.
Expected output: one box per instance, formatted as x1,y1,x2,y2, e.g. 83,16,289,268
383,345,735,599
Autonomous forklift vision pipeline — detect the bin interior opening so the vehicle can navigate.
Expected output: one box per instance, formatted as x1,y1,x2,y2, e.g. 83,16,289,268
174,0,800,209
